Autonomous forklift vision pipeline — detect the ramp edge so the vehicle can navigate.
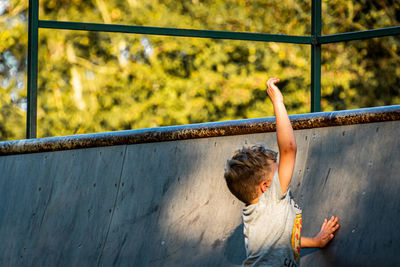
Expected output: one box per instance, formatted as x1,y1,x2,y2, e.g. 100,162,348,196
1,105,400,155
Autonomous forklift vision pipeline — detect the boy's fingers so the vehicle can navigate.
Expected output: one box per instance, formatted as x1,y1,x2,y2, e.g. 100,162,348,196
266,78,280,87
328,216,337,225
269,79,279,84
331,217,339,226
271,79,280,85
267,82,274,89
321,219,327,230
329,225,338,233
328,223,340,234
323,217,339,230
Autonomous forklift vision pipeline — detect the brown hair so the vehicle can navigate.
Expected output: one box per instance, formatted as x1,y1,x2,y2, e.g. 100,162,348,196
224,145,277,204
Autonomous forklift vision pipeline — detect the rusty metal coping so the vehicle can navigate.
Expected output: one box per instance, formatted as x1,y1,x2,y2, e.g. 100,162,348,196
1,105,400,156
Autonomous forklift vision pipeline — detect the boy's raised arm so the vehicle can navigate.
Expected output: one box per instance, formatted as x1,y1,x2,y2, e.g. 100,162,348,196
266,78,297,195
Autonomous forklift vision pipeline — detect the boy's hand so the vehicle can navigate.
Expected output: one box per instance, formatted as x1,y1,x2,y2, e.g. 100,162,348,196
266,78,283,103
314,216,340,248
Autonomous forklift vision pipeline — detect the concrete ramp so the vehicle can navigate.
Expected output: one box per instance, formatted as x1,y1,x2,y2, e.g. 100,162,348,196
0,106,399,266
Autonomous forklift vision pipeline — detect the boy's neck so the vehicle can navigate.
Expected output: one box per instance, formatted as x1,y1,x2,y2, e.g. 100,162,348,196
249,167,277,205
249,198,260,205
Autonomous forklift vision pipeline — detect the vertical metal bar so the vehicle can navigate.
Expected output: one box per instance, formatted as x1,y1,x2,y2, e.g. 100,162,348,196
27,0,39,138
311,0,321,112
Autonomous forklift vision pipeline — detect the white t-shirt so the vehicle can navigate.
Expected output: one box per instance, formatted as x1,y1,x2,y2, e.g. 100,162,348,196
242,171,302,267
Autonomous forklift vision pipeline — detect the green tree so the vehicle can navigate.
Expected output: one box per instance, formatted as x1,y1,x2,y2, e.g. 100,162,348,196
36,0,311,137
0,0,399,140
321,0,400,110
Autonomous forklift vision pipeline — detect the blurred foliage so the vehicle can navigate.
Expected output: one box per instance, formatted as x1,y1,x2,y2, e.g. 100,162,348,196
0,0,399,140
0,0,26,139
321,1,400,110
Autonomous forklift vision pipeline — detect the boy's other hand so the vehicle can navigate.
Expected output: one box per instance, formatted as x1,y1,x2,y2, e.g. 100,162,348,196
314,216,340,248
266,77,283,103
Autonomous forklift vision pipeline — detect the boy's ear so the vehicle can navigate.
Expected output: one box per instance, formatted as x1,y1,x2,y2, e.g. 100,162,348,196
260,180,269,193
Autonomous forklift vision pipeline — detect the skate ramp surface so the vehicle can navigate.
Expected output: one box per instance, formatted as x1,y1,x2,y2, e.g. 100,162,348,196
0,106,399,266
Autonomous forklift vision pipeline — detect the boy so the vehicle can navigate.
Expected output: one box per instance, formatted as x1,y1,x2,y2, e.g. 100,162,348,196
224,78,340,266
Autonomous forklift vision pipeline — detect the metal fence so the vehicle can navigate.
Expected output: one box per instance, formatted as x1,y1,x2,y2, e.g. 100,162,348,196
26,0,400,138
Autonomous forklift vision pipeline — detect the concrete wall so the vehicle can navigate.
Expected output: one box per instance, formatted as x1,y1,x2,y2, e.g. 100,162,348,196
0,120,399,266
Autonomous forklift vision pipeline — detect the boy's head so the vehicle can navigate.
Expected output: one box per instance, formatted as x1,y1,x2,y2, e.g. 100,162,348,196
224,145,278,204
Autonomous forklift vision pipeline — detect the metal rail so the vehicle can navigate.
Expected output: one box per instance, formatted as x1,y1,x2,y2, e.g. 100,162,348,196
39,20,312,44
5,105,400,155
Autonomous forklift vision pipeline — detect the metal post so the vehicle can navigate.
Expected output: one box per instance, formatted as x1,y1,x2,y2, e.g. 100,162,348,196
311,0,321,112
27,0,39,138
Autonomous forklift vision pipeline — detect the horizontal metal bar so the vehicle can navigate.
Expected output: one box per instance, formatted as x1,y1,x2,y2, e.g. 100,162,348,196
38,20,312,44
320,26,400,44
